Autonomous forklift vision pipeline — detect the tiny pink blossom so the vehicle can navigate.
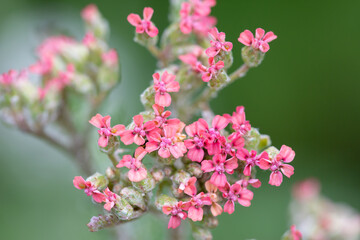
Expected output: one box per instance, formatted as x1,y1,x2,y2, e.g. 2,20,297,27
197,57,224,82
236,148,269,176
82,4,99,23
102,49,118,67
116,147,148,182
89,113,125,148
205,180,223,216
290,225,302,240
146,124,187,159
178,176,197,196
201,154,238,187
82,32,96,47
236,178,262,189
0,70,18,86
162,201,190,229
258,145,295,186
152,104,180,128
73,176,106,203
184,119,208,162
103,187,119,211
127,7,159,37
202,115,229,155
219,182,254,214
120,115,157,145
185,182,212,221
219,135,245,157
238,28,277,53
153,71,180,107
178,46,203,72
205,27,233,57
226,106,251,140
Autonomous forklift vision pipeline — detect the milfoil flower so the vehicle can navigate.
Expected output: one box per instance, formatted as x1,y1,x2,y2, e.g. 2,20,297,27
205,180,223,216
178,176,197,196
205,27,233,57
162,201,191,229
178,46,203,72
201,154,238,187
219,135,245,157
258,145,295,186
184,119,209,162
116,147,147,182
236,148,269,176
219,182,254,214
146,124,187,159
201,116,229,155
236,178,262,189
127,7,159,38
290,225,302,240
120,115,157,145
197,57,224,82
226,106,251,140
238,28,277,53
89,114,125,148
102,49,118,67
153,71,180,107
103,187,119,211
73,176,106,203
152,104,180,128
185,179,212,221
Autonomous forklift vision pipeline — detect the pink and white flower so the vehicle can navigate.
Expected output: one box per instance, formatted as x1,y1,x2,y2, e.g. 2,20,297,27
238,28,277,53
236,148,269,176
205,27,233,57
116,147,148,182
153,71,180,107
103,187,120,211
120,115,157,145
127,7,159,38
219,182,254,214
197,57,224,82
73,176,106,203
162,201,191,229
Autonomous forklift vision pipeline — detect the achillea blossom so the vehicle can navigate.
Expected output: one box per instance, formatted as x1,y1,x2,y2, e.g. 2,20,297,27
179,1,217,36
236,148,269,176
258,145,295,186
120,115,156,145
201,154,238,187
73,176,105,203
185,179,212,221
226,106,251,139
89,113,125,147
103,187,119,211
290,225,302,240
178,176,197,196
238,28,277,53
116,147,148,182
201,115,229,155
184,120,208,162
205,27,233,57
146,124,187,159
152,104,180,128
178,46,203,72
219,135,244,157
82,32,97,47
219,182,254,214
162,201,191,229
197,57,224,82
127,7,159,38
205,180,223,216
152,71,180,107
81,4,100,23
102,49,118,67
236,178,262,189
0,70,18,86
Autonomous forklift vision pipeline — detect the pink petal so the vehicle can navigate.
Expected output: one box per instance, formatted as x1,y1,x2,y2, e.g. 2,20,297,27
237,199,251,207
259,42,270,53
238,30,254,46
210,172,227,187
280,164,294,178
155,92,171,107
243,164,252,176
169,145,184,159
223,42,233,52
135,146,147,160
257,158,271,170
111,124,125,136
162,205,173,215
98,135,109,148
104,201,115,211
168,215,181,229
224,200,235,214
92,192,106,203
211,203,223,216
146,22,159,37
143,7,154,21
134,134,145,145
188,206,203,221
120,131,134,145
212,115,228,130
269,171,283,186
128,168,147,182
255,28,265,39
127,14,142,27
201,160,216,172
262,31,277,43
205,47,219,57
159,147,171,158
133,115,143,126
89,114,104,128
73,176,86,189
278,145,295,163
224,157,238,172
187,148,204,162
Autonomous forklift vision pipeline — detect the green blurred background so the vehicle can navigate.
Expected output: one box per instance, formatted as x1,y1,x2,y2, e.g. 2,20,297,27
0,0,359,239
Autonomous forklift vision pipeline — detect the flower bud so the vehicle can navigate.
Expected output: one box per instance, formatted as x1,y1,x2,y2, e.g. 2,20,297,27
192,226,213,240
132,173,156,192
208,69,230,89
215,50,233,69
71,73,95,94
97,66,118,93
86,172,109,191
87,214,118,232
120,187,146,210
112,197,134,220
258,134,271,151
241,46,265,68
264,146,280,159
140,86,156,109
163,167,173,177
187,163,203,178
134,32,158,48
82,5,109,39
151,168,164,182
155,194,177,210
60,44,89,65
204,216,219,229
244,128,260,151
105,167,117,182
171,170,191,186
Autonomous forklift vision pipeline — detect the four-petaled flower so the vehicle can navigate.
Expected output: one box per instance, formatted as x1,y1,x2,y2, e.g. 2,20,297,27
197,57,224,82
205,27,233,57
89,114,125,148
219,182,254,214
152,71,180,107
152,104,180,128
116,147,148,182
238,28,277,53
236,148,269,176
184,179,212,221
73,176,106,203
184,119,208,162
205,180,223,216
162,201,191,229
121,115,156,145
258,145,295,186
103,187,119,211
127,7,159,38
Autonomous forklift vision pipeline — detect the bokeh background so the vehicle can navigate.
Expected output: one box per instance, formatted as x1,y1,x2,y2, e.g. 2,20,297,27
0,0,359,239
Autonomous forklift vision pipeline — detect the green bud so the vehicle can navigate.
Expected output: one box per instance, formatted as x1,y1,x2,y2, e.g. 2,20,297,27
86,172,109,191
244,128,261,151
140,86,156,110
151,168,164,182
112,197,134,220
135,32,158,47
132,174,156,193
209,70,230,89
258,134,272,151
215,50,233,69
241,46,265,68
171,170,191,185
264,146,280,159
187,163,203,178
120,187,146,210
155,194,177,210
204,216,219,229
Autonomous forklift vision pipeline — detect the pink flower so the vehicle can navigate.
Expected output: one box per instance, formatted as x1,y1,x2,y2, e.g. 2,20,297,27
236,178,262,189
236,149,269,176
205,180,223,216
162,201,191,229
202,115,229,155
82,32,96,47
178,46,203,72
89,114,125,148
152,104,180,128
178,176,197,196
120,115,157,145
116,147,148,182
219,182,254,214
290,225,302,240
238,28,277,53
73,176,106,203
197,57,224,82
103,188,119,211
102,49,118,67
201,154,238,187
146,124,187,159
219,135,245,157
81,4,99,23
258,145,295,186
292,178,320,201
226,106,251,140
0,70,18,86
127,7,159,38
184,180,212,221
153,71,180,107
184,119,208,162
205,27,233,57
